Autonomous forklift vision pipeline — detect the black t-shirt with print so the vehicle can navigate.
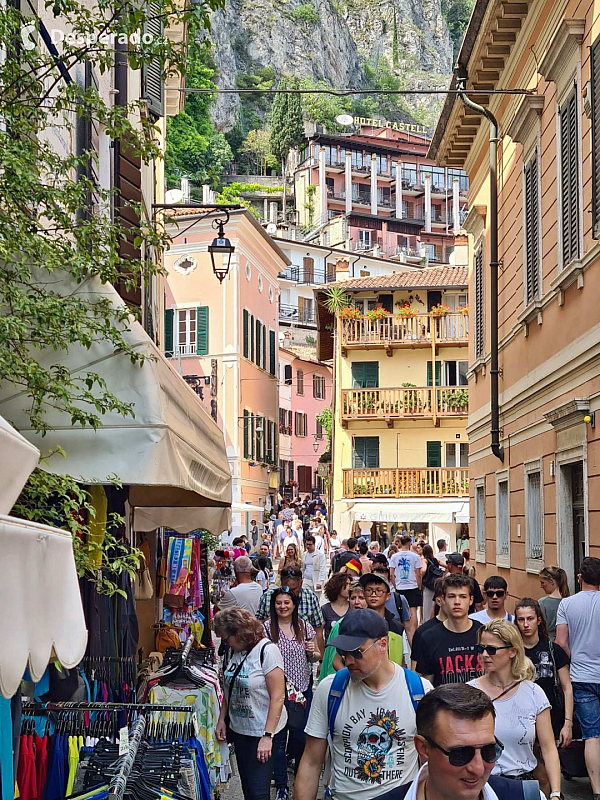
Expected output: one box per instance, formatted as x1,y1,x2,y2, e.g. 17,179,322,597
416,620,483,686
411,617,442,666
525,639,569,704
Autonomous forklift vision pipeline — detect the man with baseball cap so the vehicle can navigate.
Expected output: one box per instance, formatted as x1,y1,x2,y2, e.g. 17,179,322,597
296,610,433,800
360,572,405,666
446,552,484,614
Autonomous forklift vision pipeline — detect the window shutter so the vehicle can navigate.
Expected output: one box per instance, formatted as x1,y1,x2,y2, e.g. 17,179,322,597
592,37,600,238
297,369,304,395
250,314,255,362
250,414,255,459
353,437,379,468
269,329,276,374
243,410,249,458
351,361,378,388
475,247,484,359
141,0,164,117
426,441,442,468
243,310,249,358
164,308,174,357
559,90,580,265
262,324,267,369
426,361,441,386
196,306,209,355
524,154,540,305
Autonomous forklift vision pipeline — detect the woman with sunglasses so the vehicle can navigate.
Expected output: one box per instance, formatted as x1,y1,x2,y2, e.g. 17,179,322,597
514,598,573,748
538,565,570,641
264,588,321,800
277,543,301,580
469,620,562,799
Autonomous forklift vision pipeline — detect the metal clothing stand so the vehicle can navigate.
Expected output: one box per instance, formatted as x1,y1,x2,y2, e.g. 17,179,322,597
108,715,146,800
22,702,194,712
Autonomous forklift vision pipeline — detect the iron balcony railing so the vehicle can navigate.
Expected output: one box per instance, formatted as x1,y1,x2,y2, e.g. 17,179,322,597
279,304,316,324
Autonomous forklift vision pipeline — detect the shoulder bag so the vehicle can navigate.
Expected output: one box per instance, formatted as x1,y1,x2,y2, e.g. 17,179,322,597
225,641,268,742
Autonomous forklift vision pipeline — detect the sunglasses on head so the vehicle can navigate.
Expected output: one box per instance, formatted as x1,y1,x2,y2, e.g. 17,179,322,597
475,643,512,656
424,736,504,767
485,589,505,598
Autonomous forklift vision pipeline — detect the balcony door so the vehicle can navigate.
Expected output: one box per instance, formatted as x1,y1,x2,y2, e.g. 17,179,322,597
298,465,313,493
352,362,379,388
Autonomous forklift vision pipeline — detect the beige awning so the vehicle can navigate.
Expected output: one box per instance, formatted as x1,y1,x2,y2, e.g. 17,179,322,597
0,415,40,515
0,275,232,521
348,500,469,524
133,505,231,535
232,502,264,514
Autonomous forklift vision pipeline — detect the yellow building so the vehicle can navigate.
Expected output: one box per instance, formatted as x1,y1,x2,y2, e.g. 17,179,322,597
316,262,470,545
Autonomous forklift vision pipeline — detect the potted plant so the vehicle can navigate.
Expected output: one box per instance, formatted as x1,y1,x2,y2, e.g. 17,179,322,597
366,305,391,321
339,305,363,321
430,303,451,317
459,305,468,315
395,304,417,317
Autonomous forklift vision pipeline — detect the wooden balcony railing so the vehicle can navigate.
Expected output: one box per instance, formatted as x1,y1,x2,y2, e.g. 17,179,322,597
340,313,468,349
343,468,469,498
341,386,468,421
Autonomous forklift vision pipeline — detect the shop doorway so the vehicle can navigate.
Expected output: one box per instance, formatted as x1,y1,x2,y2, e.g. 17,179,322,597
558,460,587,593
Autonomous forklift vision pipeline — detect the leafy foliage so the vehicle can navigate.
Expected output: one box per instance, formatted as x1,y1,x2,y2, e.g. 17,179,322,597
239,129,279,175
441,0,476,53
270,79,304,164
291,3,319,25
316,408,332,462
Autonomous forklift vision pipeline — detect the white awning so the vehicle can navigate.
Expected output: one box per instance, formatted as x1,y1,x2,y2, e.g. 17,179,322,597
133,505,231,535
0,274,232,526
348,500,469,524
232,502,264,514
0,514,88,698
0,415,40,515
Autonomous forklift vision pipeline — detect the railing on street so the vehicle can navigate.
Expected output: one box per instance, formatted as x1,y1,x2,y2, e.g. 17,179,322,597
343,467,469,498
341,386,468,420
340,313,469,348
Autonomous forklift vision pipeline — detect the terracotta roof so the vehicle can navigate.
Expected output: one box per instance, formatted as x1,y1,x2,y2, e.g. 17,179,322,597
322,265,468,291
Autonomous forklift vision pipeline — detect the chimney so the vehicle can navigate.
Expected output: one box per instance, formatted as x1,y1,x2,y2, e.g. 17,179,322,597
335,258,350,280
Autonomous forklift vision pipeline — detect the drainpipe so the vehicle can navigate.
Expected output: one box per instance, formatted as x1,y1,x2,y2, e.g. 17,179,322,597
457,75,504,462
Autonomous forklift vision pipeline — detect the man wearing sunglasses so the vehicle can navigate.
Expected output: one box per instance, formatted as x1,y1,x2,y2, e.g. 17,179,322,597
396,684,543,800
469,577,514,625
296,609,433,800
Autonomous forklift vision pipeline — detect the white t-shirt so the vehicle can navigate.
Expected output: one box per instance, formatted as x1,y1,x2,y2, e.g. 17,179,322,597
256,570,269,591
390,551,422,590
468,680,550,777
305,664,433,800
304,551,314,581
283,534,300,552
434,551,448,565
469,610,514,624
224,638,288,737
314,534,325,552
556,590,600,682
218,581,263,615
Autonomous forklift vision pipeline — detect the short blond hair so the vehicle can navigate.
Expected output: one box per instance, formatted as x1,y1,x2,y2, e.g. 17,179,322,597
478,619,536,681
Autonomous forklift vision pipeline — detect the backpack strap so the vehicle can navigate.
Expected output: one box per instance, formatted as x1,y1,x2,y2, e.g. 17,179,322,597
402,667,425,712
327,668,351,740
488,775,540,800
521,780,541,800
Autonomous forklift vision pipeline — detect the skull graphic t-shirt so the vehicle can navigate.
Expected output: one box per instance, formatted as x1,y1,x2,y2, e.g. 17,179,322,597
306,665,433,800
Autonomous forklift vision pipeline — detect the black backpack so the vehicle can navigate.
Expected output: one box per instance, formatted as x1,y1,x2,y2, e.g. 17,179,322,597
422,558,444,590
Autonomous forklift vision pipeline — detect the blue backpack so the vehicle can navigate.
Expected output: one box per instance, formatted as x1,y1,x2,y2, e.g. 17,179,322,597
326,666,425,739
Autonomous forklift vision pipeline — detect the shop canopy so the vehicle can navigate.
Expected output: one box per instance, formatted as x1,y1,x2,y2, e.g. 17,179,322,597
0,415,87,699
349,500,469,524
0,274,232,534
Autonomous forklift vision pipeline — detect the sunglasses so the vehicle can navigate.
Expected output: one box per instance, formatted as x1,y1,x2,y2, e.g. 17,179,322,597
281,570,302,578
336,639,379,661
475,643,512,656
485,590,506,598
424,736,504,767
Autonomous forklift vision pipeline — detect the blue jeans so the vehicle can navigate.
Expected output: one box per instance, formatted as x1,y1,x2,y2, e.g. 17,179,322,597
573,682,600,739
231,729,286,800
273,685,313,790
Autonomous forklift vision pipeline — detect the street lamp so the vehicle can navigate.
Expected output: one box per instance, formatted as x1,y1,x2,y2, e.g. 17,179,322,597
313,435,320,453
208,211,235,283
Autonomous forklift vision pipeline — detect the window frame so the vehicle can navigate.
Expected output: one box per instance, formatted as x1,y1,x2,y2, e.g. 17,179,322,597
522,147,542,307
176,308,197,355
296,369,304,396
474,476,486,563
313,374,326,400
495,469,510,568
524,459,545,572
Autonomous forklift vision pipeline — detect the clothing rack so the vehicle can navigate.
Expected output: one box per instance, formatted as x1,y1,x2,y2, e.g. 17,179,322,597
107,715,146,800
181,634,195,662
22,702,194,712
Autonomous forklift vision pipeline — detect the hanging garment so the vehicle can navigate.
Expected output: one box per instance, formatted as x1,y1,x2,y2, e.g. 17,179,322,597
16,735,37,800
0,696,14,800
34,736,48,797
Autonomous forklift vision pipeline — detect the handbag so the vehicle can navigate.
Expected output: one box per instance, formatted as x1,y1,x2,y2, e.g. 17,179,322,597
548,641,566,724
153,623,182,653
135,567,154,600
284,679,307,731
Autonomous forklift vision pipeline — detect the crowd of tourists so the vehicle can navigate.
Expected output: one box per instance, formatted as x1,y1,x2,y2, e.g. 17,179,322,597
211,507,600,800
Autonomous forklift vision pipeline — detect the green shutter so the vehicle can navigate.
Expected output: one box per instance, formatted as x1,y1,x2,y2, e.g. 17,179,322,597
255,318,261,365
427,441,442,467
164,308,174,357
250,414,255,459
141,0,164,117
427,361,442,386
352,361,379,388
243,410,249,458
250,314,255,362
243,310,249,358
269,329,276,374
353,436,379,468
262,324,267,369
196,306,209,355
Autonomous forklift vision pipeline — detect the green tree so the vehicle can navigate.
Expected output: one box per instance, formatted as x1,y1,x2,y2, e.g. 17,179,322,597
239,129,278,175
270,80,304,219
0,0,222,591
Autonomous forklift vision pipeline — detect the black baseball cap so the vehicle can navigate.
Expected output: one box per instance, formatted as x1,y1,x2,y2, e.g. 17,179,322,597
328,608,389,651
447,553,465,567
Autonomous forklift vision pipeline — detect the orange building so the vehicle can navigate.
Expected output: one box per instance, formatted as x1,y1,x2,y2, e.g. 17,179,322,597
164,209,289,535
430,1,600,598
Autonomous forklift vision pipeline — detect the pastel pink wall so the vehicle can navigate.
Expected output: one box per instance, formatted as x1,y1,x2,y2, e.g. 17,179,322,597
289,356,332,491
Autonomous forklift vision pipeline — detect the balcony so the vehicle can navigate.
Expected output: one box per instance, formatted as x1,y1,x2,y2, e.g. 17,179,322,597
279,266,335,284
343,467,469,498
177,342,197,356
340,313,469,352
279,303,316,325
341,386,468,423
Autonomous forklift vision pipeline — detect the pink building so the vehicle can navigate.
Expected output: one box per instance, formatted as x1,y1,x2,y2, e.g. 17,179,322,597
164,209,289,535
279,345,332,497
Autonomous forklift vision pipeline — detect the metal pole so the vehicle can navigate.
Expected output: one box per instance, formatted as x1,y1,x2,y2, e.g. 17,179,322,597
108,715,146,800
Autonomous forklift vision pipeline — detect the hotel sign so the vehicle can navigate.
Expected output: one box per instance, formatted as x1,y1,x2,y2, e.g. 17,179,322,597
353,116,428,136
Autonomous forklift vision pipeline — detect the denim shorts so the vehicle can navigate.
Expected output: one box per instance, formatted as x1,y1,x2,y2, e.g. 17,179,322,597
573,682,600,739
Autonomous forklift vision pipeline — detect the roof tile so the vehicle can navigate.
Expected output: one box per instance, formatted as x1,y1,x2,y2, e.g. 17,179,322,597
320,265,468,291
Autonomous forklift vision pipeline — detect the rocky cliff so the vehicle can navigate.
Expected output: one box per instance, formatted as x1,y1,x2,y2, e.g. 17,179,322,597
206,0,456,132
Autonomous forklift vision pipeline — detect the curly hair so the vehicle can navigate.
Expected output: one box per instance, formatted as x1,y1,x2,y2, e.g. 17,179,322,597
478,619,536,681
213,607,265,650
324,572,351,602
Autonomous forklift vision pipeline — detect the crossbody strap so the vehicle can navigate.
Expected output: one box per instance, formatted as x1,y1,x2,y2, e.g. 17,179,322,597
548,641,560,690
227,641,269,708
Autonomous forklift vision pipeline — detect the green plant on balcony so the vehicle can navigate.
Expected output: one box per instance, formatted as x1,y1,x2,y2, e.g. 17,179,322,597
338,305,363,321
394,306,417,317
440,388,469,410
366,305,391,321
459,305,468,315
430,303,451,317
323,285,353,314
